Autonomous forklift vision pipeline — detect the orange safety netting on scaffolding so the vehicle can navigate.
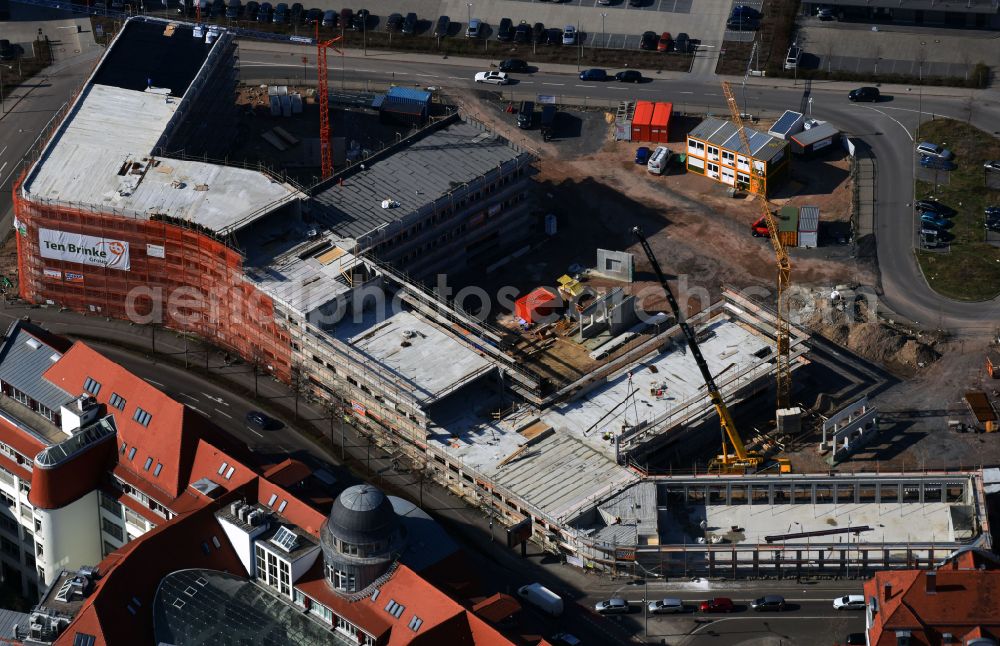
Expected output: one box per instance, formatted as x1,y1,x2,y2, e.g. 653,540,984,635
12,174,292,381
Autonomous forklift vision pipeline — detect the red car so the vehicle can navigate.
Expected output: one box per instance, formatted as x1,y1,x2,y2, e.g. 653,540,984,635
657,32,672,51
700,597,735,613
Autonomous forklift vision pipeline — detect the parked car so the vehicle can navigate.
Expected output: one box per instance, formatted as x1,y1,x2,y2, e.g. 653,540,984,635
540,105,557,141
517,101,535,129
497,17,514,41
546,28,563,45
550,633,582,646
210,0,225,17
594,598,629,615
920,155,957,171
648,598,685,614
353,8,369,30
985,160,1000,172
672,32,691,53
475,70,509,85
657,32,672,51
386,13,403,31
562,25,577,45
272,2,288,23
290,2,303,22
750,595,786,611
339,7,353,28
914,199,951,214
304,7,321,24
727,16,759,30
639,30,658,50
700,598,735,613
225,0,241,19
731,4,760,18
921,212,951,228
784,45,802,70
833,595,866,610
532,22,546,44
467,18,482,38
916,141,954,160
498,58,528,72
257,2,272,22
244,0,259,18
616,70,643,82
433,15,450,37
848,86,880,102
321,8,335,26
635,146,651,165
401,12,417,34
579,68,607,81
514,21,530,43
817,6,835,19
845,634,866,646
517,583,563,617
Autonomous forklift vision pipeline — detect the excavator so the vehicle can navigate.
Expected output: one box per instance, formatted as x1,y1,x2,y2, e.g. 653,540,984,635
632,227,790,474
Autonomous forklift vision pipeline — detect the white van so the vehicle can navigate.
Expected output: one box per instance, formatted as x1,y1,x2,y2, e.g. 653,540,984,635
647,146,671,175
516,583,563,616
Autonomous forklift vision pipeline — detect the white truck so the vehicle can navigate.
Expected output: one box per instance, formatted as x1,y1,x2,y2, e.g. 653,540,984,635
647,146,672,175
517,583,564,617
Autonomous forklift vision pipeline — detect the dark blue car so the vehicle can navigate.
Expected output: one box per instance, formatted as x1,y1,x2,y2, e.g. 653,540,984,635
579,68,607,81
635,147,651,164
920,155,956,171
920,212,950,228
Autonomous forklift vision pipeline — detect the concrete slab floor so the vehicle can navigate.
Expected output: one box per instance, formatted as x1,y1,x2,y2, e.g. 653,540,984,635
662,501,958,544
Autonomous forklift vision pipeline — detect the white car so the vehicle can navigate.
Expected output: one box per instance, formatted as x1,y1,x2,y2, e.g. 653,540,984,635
474,71,509,85
594,598,629,614
562,25,576,45
648,598,685,614
784,45,802,70
916,141,954,160
984,160,1000,172
833,594,866,610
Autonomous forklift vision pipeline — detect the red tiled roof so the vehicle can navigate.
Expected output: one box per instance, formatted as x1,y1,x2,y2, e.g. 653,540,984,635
471,594,521,625
294,559,392,640
262,458,311,488
53,496,246,646
864,550,1000,646
256,478,326,536
43,343,193,498
0,414,45,460
29,433,114,510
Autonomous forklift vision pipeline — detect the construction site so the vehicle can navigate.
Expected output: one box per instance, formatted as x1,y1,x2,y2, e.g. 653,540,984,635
8,16,994,579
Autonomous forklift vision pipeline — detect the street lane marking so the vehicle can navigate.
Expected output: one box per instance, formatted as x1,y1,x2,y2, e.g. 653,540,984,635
186,404,205,415
179,392,198,401
143,378,165,387
543,82,565,86
679,91,694,94
448,76,465,79
246,427,263,438
203,393,228,406
214,408,232,419
0,145,7,156
857,105,914,141
576,84,596,88
690,616,848,634
0,163,6,177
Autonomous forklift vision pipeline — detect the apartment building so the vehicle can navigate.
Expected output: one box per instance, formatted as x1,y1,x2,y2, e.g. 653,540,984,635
686,117,790,197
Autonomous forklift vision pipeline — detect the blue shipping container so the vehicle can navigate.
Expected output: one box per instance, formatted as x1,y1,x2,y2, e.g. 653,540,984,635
386,86,431,107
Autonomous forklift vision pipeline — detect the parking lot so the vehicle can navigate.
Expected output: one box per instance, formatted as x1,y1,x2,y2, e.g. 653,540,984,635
795,20,999,80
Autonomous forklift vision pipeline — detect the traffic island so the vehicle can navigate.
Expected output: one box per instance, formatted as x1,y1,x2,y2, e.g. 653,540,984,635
915,118,1000,302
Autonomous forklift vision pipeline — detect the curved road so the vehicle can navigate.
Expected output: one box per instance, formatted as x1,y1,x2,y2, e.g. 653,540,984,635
239,42,1000,332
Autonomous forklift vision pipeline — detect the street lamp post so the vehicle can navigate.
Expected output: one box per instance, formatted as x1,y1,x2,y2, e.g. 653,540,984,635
601,12,607,48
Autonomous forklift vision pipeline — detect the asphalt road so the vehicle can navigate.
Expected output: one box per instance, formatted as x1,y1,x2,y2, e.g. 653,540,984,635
236,42,1000,331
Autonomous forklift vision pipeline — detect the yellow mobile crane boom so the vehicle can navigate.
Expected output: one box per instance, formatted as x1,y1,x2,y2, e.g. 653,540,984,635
632,228,762,473
721,81,792,410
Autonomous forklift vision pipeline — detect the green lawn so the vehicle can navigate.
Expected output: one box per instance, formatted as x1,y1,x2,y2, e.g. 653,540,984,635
915,118,1000,301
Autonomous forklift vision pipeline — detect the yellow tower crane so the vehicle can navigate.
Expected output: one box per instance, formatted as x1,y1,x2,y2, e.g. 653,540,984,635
721,81,792,411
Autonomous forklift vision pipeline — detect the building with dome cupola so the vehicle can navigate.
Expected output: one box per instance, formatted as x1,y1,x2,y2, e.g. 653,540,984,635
320,484,407,594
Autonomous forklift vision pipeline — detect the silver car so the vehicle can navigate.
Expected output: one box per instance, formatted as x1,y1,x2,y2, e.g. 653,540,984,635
594,598,629,614
648,598,684,614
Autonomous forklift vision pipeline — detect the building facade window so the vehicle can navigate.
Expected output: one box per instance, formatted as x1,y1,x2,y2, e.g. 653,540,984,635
102,517,124,542
254,544,292,597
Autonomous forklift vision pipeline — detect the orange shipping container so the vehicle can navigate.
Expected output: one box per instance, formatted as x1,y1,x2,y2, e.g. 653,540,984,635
778,231,798,247
631,101,655,142
650,102,673,144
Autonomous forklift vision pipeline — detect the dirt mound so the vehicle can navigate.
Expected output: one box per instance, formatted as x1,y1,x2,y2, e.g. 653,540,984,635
807,299,940,374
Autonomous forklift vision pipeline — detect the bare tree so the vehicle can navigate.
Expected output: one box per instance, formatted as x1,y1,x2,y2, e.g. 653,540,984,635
871,43,883,76
823,40,835,74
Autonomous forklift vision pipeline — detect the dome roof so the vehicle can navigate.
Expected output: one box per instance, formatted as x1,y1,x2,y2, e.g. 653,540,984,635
324,484,399,545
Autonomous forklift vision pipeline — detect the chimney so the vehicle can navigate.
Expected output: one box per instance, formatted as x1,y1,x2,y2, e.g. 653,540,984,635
883,582,893,600
925,571,936,595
